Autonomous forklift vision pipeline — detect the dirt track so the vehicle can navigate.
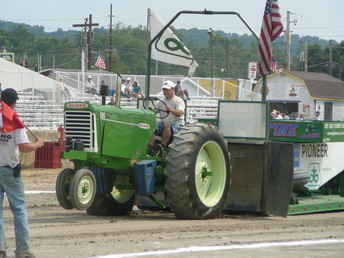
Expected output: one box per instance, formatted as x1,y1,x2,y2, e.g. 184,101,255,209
2,168,344,258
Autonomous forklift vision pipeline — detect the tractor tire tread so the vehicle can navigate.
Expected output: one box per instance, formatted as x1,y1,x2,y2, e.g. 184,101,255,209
165,124,230,219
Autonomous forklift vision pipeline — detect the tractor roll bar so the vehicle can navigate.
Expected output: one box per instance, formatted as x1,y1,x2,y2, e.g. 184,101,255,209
145,10,264,100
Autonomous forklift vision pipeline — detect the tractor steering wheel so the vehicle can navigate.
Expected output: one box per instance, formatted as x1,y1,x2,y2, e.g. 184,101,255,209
143,97,170,120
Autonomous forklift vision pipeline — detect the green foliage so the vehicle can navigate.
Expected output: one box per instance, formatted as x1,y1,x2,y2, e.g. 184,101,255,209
306,42,344,79
0,20,45,36
0,19,343,80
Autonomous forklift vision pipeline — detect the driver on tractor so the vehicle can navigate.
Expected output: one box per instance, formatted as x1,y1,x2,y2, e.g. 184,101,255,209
150,80,185,149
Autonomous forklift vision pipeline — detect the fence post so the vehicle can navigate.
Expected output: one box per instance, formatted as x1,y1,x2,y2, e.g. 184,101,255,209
77,72,80,91
222,80,225,99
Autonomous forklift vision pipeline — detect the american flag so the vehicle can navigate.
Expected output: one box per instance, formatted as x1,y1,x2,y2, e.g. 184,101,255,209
95,56,106,70
258,0,283,76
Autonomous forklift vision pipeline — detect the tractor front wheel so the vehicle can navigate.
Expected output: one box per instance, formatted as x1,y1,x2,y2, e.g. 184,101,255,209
69,168,96,210
86,175,135,216
56,168,75,209
165,124,230,219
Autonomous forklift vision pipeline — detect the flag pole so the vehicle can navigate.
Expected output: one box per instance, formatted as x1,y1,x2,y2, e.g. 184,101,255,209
146,8,151,99
262,75,267,101
25,125,38,141
258,0,283,102
81,49,85,97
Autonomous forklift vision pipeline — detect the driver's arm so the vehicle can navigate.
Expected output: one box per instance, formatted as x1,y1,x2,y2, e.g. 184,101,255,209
168,108,184,117
167,99,185,117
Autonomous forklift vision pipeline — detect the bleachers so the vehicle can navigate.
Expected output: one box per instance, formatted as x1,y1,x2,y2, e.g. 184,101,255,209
15,90,220,130
186,98,219,121
15,90,64,130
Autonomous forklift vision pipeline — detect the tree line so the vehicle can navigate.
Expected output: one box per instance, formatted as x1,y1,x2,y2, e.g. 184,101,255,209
0,20,343,80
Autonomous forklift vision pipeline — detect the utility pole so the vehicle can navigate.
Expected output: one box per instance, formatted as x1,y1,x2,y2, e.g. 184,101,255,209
285,11,297,71
108,4,114,71
299,40,308,72
87,15,98,69
73,18,88,70
225,41,230,78
37,54,39,71
304,40,308,72
37,54,42,71
73,15,99,70
52,55,56,69
329,40,334,76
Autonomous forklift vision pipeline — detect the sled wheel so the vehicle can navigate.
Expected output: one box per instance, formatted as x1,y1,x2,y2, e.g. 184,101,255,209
69,168,96,210
55,168,75,209
165,123,230,219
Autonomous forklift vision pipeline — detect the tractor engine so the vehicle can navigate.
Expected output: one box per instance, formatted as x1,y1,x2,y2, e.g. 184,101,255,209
63,101,156,162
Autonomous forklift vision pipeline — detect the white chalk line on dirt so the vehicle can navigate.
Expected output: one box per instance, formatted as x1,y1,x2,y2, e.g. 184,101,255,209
92,238,344,258
25,190,55,194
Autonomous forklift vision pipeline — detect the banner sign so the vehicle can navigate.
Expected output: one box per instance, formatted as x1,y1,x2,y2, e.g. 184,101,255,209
293,142,344,190
269,120,344,143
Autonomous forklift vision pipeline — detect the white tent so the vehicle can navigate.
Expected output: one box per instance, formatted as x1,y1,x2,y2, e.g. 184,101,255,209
0,58,63,104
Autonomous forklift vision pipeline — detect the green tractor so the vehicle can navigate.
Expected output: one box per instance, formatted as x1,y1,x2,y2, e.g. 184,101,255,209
55,10,245,219
56,100,230,219
55,10,344,219
56,11,310,218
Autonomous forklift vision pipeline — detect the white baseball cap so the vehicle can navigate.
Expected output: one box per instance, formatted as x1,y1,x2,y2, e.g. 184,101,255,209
126,77,132,81
162,80,176,90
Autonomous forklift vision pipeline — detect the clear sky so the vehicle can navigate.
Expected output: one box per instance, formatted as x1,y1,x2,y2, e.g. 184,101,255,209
1,0,343,41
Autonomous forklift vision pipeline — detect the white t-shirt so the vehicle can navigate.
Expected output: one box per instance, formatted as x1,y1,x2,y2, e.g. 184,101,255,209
121,84,126,94
158,95,185,125
0,128,29,168
87,80,95,88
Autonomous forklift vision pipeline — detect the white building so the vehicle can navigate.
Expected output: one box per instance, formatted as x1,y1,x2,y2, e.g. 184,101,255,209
255,71,344,121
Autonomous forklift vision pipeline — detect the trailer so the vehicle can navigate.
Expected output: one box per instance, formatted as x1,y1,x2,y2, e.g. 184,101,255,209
216,101,344,215
269,119,344,214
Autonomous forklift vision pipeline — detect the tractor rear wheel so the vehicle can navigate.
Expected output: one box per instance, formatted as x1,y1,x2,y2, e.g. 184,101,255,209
165,124,230,219
56,168,75,209
69,168,96,210
86,175,135,216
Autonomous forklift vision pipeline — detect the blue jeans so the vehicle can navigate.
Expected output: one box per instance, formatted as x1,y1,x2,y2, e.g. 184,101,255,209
156,121,182,136
0,166,30,253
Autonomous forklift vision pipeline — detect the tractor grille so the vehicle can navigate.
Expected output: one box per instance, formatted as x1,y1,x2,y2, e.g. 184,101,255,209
64,111,95,150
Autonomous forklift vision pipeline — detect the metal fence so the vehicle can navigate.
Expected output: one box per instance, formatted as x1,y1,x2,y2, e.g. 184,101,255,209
54,71,245,99
15,71,257,130
16,92,220,130
16,89,64,130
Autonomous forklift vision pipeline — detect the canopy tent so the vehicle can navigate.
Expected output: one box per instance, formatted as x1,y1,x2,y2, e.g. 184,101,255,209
0,58,63,104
